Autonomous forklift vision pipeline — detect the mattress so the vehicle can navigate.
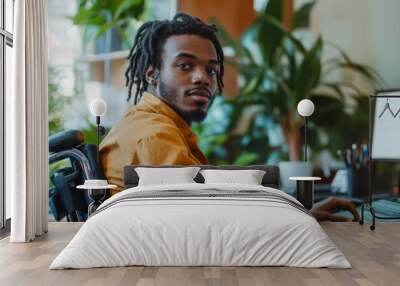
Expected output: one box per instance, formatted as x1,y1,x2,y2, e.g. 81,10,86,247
50,183,351,269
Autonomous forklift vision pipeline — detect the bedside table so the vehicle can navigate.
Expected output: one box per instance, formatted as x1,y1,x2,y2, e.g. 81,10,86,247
77,180,117,215
289,176,321,210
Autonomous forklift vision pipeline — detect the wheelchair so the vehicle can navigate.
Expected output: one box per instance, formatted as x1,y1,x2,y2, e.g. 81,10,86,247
48,130,108,222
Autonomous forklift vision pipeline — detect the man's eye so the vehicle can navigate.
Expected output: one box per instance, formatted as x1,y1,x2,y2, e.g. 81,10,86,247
207,67,218,76
177,63,192,70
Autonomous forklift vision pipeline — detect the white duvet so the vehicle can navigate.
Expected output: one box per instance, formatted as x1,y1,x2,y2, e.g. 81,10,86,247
50,183,351,269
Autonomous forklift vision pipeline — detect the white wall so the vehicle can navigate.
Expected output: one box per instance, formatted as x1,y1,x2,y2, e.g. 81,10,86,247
307,0,400,89
367,0,400,88
47,0,82,67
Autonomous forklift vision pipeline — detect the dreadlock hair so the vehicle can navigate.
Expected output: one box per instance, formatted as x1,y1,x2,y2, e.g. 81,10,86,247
125,13,225,104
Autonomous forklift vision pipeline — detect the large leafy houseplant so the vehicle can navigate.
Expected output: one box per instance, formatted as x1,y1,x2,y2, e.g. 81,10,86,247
70,0,146,49
211,0,383,162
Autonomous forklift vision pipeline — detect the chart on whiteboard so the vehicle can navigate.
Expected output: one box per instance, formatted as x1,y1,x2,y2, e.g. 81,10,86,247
372,91,400,160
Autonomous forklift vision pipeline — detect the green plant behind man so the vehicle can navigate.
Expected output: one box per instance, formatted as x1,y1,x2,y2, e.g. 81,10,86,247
205,0,384,163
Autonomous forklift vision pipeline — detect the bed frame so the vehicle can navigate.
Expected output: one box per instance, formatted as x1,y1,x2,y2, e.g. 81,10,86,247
123,165,280,189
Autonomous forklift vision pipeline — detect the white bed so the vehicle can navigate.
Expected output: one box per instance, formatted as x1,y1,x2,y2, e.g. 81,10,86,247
50,183,351,269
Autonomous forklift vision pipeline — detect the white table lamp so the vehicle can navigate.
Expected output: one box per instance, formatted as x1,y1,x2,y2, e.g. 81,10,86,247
297,99,315,161
89,97,107,166
80,97,110,215
89,97,107,117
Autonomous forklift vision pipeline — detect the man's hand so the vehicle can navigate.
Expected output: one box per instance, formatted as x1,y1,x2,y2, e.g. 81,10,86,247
310,197,360,222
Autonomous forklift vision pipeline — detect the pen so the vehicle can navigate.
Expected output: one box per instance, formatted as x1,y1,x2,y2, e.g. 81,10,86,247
351,144,358,165
345,149,352,167
361,144,368,166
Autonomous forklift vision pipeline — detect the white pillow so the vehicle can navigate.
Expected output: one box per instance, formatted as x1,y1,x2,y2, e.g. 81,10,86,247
135,167,200,186
200,169,266,185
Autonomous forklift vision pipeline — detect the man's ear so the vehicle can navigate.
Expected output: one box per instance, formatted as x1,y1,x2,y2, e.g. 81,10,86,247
145,65,159,86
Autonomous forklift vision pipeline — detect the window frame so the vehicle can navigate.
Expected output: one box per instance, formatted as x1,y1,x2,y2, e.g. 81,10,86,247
0,0,14,234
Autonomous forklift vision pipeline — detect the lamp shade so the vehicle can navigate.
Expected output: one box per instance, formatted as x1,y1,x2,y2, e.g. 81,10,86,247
297,99,315,117
89,97,107,117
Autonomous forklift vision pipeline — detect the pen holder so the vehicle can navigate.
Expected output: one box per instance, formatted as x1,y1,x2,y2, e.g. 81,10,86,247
347,166,369,198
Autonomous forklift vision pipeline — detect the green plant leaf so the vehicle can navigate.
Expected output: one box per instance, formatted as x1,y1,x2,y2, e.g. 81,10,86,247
214,19,257,67
336,81,364,95
325,41,353,63
257,0,284,64
338,62,385,87
70,9,106,26
293,1,316,30
214,19,240,52
233,152,259,165
282,38,298,87
241,68,265,95
263,0,284,21
115,0,145,20
95,20,119,38
295,36,323,99
309,94,344,127
70,0,145,45
259,15,306,54
325,41,386,87
319,82,345,99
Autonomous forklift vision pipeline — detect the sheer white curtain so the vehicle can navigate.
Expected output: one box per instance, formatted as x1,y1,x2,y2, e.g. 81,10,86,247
7,0,49,242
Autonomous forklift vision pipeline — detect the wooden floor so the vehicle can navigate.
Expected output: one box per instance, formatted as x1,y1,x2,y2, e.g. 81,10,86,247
0,222,399,286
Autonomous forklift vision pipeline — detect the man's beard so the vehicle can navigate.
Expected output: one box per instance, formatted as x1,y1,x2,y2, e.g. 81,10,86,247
158,81,208,123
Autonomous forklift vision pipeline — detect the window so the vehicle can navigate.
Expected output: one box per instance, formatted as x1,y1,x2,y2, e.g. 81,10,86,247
0,0,14,233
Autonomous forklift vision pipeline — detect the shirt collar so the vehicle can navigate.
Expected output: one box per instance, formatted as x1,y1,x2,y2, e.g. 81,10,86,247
137,92,194,137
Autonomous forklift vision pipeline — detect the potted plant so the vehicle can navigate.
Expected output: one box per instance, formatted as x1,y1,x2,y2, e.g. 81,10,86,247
70,0,146,53
209,0,383,164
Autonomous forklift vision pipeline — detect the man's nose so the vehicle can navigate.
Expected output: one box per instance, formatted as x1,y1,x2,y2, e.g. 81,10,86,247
192,67,210,86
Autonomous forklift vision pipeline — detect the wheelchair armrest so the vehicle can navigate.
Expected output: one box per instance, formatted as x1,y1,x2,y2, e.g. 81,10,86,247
49,130,84,153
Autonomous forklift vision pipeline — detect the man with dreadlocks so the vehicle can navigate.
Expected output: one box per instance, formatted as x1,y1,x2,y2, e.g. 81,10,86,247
99,13,360,222
100,13,223,193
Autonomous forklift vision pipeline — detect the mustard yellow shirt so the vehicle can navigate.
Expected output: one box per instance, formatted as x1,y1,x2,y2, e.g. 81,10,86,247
100,92,208,194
